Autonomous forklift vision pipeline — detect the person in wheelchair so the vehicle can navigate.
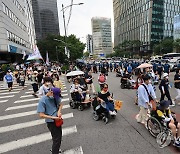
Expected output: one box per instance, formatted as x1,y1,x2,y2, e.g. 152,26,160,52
121,71,131,86
156,100,180,146
70,79,85,102
97,83,117,116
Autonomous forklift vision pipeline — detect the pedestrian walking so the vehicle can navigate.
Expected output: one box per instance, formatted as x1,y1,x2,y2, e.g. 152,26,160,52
174,69,180,105
37,88,63,154
32,71,39,97
53,76,64,90
159,73,174,106
39,77,53,97
4,71,13,91
85,71,95,93
136,75,157,125
19,72,25,90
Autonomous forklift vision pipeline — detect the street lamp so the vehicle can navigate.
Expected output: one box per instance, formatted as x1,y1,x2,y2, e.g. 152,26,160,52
61,3,84,59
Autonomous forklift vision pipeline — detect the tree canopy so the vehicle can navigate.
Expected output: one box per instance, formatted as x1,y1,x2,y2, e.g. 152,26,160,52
37,34,85,63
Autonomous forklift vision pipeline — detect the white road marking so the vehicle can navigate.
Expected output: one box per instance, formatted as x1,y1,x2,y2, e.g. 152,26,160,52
0,126,77,153
64,146,83,154
62,93,68,97
0,89,21,92
0,113,73,133
0,91,20,95
6,103,70,111
2,105,70,120
20,94,39,98
25,91,35,94
0,100,8,103
0,86,27,90
14,98,40,103
0,95,14,99
62,90,68,93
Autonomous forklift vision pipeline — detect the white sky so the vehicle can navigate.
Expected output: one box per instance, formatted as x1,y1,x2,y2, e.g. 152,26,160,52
57,0,114,43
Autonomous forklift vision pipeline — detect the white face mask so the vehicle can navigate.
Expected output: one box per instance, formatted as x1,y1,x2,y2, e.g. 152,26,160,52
165,76,169,79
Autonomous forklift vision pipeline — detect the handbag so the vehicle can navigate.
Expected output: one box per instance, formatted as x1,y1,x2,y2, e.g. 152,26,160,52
55,118,63,127
142,84,156,110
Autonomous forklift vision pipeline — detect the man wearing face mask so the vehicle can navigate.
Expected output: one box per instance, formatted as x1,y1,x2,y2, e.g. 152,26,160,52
159,73,174,106
37,88,63,154
39,77,53,97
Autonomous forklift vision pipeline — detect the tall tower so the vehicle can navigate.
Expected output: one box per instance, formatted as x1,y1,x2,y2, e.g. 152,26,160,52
32,0,60,41
91,17,112,57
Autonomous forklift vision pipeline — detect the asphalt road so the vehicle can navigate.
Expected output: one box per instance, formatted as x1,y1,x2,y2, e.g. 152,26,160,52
0,72,180,154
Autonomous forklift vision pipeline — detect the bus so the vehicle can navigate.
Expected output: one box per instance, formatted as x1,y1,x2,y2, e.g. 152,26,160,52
162,53,180,62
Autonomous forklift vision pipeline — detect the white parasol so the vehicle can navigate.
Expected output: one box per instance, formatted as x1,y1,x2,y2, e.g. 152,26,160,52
137,63,153,69
66,71,84,77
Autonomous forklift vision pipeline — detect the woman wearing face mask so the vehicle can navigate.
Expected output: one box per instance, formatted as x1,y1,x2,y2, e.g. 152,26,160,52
39,77,53,97
159,73,174,106
98,83,117,116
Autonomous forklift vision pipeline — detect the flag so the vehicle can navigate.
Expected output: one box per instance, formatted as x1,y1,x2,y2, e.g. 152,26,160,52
27,45,43,61
22,51,26,60
46,51,50,66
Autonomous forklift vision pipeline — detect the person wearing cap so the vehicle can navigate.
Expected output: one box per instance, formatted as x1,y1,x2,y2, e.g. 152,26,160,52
156,100,180,146
37,88,63,154
159,73,174,106
136,74,157,125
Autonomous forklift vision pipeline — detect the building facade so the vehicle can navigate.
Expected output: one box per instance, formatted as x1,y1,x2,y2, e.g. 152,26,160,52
32,0,60,41
0,0,36,62
113,0,180,53
86,34,93,54
91,17,112,56
174,14,180,40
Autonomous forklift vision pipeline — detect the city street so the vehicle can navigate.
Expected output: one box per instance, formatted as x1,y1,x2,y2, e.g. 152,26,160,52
0,72,180,154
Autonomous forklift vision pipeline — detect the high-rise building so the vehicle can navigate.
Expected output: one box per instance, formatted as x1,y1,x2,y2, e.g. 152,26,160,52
174,15,180,40
0,0,36,62
91,17,112,56
32,0,60,41
86,34,93,54
113,0,180,53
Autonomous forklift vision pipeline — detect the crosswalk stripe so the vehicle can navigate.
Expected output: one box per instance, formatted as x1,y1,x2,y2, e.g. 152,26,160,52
0,86,27,90
14,97,69,104
64,146,83,154
0,91,20,95
6,103,70,111
25,91,35,94
14,98,40,103
0,89,22,92
20,93,68,98
0,95,14,99
0,100,8,103
2,104,71,120
62,90,68,93
0,125,77,153
0,113,73,133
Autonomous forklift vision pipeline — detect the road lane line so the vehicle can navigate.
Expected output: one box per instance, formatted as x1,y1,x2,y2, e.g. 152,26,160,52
0,113,73,133
0,100,8,103
0,91,20,95
62,90,68,93
0,95,14,99
0,89,21,92
0,86,27,90
64,146,83,154
0,125,77,153
6,103,70,111
2,105,70,120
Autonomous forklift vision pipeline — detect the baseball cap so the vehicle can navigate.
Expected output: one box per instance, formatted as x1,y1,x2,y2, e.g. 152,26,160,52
52,87,61,100
160,100,170,108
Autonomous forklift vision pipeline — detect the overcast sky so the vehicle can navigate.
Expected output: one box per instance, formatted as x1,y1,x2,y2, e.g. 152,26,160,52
57,0,114,43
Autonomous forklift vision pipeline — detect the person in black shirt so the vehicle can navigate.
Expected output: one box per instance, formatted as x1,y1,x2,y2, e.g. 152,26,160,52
98,83,116,116
37,71,44,88
85,71,95,93
159,73,173,106
174,69,180,105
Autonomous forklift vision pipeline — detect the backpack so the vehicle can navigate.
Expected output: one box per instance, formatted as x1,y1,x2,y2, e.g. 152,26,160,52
99,74,105,83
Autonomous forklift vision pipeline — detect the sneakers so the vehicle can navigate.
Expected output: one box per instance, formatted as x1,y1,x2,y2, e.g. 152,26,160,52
170,100,176,107
109,111,113,115
50,149,62,153
109,111,117,116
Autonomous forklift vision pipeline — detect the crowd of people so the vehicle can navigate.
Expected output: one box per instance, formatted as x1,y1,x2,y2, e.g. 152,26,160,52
2,59,180,152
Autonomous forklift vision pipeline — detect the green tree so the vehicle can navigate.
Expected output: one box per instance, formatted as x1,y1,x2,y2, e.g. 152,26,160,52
37,34,85,63
83,52,90,57
173,39,180,53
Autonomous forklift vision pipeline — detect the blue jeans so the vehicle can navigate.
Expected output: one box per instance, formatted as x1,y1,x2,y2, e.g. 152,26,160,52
106,101,114,112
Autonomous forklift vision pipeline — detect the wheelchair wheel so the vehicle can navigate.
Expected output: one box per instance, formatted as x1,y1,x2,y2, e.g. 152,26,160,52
156,131,172,148
120,84,124,89
147,117,162,137
78,104,84,111
69,101,76,109
93,111,100,121
102,116,108,124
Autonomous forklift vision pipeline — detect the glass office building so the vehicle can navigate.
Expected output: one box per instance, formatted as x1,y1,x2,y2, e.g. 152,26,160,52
0,0,36,62
32,0,60,40
91,17,112,56
113,0,180,53
174,14,180,40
